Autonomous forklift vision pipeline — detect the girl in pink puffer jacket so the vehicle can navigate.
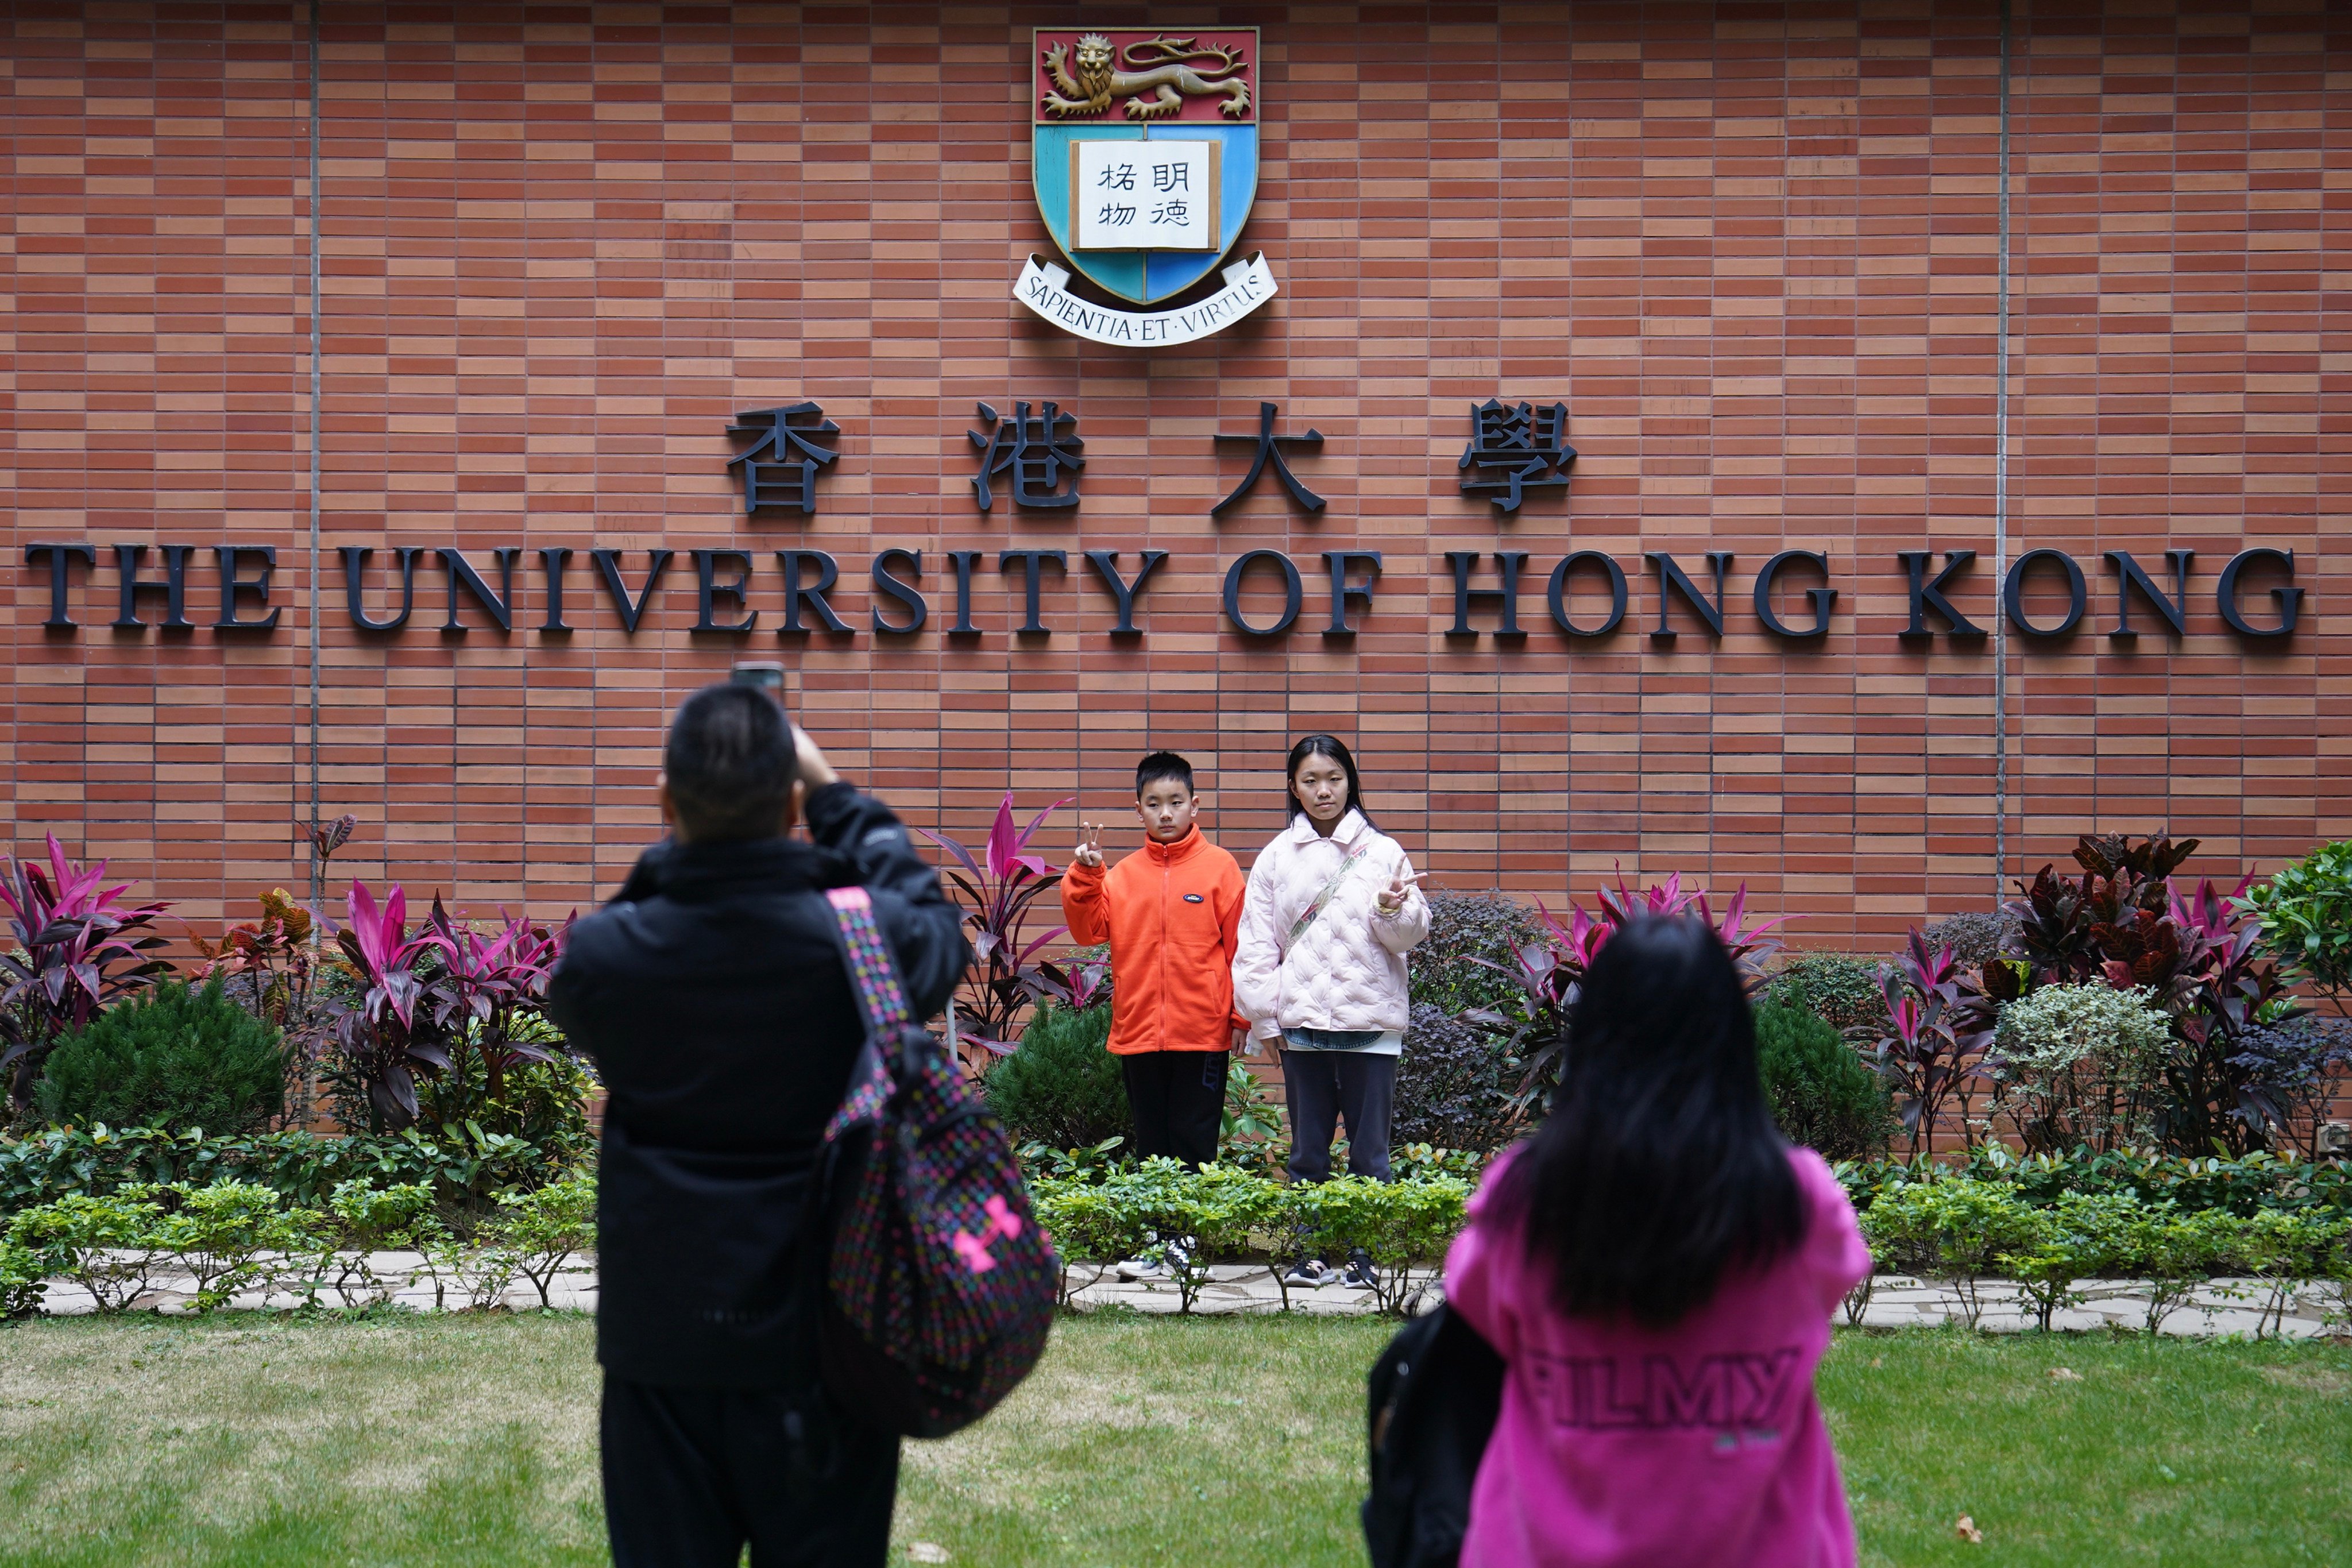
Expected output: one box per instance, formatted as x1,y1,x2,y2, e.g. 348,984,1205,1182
1233,735,1429,1288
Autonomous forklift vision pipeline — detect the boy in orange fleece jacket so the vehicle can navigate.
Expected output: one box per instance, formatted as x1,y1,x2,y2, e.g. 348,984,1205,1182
1060,751,1247,1173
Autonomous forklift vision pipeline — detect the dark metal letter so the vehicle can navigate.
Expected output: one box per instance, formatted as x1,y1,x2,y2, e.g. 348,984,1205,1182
2002,549,2085,638
2217,547,2302,639
1446,551,1527,639
26,543,98,629
1083,550,1167,636
947,550,982,636
1896,550,1985,640
998,550,1068,635
1647,551,1732,642
1754,550,1836,640
591,549,673,634
214,546,280,630
439,547,520,633
872,549,927,635
1323,551,1383,636
693,549,758,634
538,547,574,633
1222,550,1302,637
2103,549,2192,641
1547,551,1627,638
342,546,421,631
777,550,849,634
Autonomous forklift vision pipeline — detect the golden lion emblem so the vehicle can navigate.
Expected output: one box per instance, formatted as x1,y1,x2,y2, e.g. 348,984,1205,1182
1041,33,1252,122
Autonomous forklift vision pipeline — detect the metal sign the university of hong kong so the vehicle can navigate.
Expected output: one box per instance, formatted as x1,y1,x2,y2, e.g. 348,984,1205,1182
1017,28,1277,347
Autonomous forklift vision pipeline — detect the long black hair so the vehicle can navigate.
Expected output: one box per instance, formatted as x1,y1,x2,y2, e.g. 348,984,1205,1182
1491,914,1805,1326
1283,733,1377,828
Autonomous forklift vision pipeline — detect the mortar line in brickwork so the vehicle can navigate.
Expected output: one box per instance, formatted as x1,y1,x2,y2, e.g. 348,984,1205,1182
1991,0,2015,904
304,2,323,914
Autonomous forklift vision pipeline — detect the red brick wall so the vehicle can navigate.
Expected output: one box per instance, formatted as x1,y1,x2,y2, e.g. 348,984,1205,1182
4,2,2346,967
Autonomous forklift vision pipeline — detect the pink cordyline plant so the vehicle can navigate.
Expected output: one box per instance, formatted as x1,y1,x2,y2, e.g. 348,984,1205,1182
0,835,173,1110
330,880,447,1131
917,791,1073,1069
1472,867,1787,1114
418,897,574,1108
1872,932,1995,1157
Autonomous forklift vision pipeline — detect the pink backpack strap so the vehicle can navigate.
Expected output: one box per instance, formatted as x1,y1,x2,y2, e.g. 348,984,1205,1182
826,885,916,1037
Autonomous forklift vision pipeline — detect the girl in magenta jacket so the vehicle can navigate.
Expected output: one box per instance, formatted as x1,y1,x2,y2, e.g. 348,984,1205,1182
1443,916,1872,1568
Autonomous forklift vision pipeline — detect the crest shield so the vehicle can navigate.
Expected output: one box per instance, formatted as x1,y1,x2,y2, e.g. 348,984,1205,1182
1032,29,1259,308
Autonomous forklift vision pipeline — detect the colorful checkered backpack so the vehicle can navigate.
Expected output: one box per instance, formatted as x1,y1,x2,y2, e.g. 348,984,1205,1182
815,885,1058,1439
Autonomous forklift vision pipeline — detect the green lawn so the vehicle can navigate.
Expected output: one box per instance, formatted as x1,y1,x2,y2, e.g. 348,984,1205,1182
0,1311,2346,1566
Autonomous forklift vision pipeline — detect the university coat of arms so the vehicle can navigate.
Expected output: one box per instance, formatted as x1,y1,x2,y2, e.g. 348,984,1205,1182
1016,29,1276,347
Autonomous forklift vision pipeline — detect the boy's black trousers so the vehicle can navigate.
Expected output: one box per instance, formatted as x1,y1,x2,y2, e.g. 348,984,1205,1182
1121,1047,1229,1168
602,1376,899,1568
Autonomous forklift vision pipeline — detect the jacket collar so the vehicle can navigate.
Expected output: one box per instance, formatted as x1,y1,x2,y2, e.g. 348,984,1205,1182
615,834,849,905
1285,808,1368,849
1140,824,1206,866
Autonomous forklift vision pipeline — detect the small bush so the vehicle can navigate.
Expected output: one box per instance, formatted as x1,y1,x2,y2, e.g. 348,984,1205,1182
1920,910,2014,966
1987,982,2172,1154
1765,954,1884,1032
985,1002,1128,1152
1394,1002,1521,1156
1755,1002,1894,1161
492,1169,597,1308
1408,891,1543,1015
34,979,287,1136
1,1237,47,1318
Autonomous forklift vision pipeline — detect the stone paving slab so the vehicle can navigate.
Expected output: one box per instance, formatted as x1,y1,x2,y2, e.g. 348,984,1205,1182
18,1257,2347,1338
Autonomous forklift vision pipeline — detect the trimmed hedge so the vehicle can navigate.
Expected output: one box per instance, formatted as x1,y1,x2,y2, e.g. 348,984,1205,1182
984,1001,1127,1152
34,978,287,1136
3,1171,596,1318
1755,1002,1894,1160
0,1123,574,1219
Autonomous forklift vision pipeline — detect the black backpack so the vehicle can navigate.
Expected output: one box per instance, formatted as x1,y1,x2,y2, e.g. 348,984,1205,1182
1362,1301,1507,1568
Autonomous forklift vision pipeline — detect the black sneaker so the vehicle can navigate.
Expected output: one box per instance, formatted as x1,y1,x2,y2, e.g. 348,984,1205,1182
1339,1253,1377,1291
1281,1258,1330,1288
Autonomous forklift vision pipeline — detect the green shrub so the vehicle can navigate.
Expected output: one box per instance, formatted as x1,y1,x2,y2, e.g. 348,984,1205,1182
148,1180,321,1311
0,1237,47,1319
1395,1003,1520,1156
1295,1172,1471,1314
1919,911,2013,966
411,1032,598,1165
7,1188,169,1312
1765,954,1884,1031
1755,1002,1894,1160
1986,982,2172,1154
985,1002,1127,1152
34,978,287,1135
491,1169,597,1308
1408,891,1543,1015
0,1123,584,1221
2240,838,2352,1005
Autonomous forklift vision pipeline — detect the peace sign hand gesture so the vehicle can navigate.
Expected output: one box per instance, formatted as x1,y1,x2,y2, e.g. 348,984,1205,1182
1376,869,1427,915
1073,821,1105,870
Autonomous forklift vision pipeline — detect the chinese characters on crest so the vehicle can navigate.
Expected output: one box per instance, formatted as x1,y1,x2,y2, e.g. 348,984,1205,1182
1072,140,1216,252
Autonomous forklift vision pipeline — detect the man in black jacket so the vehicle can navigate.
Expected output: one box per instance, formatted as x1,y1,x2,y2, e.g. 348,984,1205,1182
546,682,967,1568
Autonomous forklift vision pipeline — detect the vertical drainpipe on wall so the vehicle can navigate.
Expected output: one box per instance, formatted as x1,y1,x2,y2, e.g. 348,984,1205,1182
1991,0,2015,902
306,2,324,914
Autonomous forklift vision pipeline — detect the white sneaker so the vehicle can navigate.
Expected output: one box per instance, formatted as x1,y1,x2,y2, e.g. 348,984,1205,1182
1114,1256,1163,1282
1282,1258,1331,1288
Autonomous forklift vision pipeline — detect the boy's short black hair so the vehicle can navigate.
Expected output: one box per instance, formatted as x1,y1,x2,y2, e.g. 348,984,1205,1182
663,683,797,842
1135,751,1194,798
